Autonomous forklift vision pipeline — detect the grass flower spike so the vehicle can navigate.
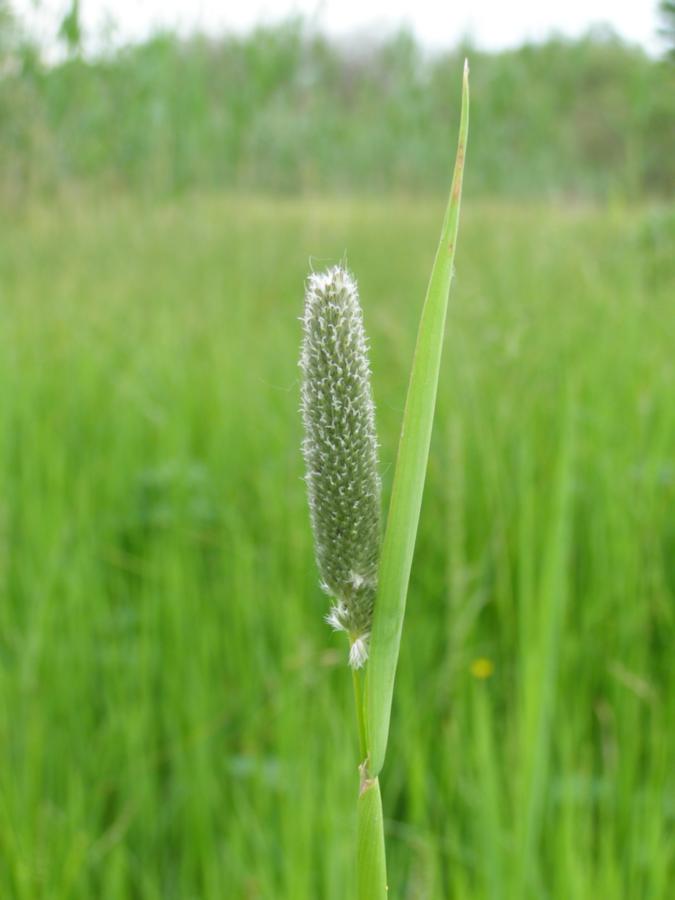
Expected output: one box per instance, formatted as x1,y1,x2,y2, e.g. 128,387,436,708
300,265,381,668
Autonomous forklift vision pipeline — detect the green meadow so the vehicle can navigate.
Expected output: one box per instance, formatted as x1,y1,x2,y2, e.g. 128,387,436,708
1,195,672,897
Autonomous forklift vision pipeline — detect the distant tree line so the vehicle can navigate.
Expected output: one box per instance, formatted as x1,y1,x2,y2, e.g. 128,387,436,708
1,9,673,200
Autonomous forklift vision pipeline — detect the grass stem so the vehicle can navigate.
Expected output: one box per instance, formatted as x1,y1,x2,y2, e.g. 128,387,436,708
352,663,367,762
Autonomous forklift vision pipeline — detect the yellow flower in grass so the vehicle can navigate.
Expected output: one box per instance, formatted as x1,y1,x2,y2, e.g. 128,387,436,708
470,657,494,680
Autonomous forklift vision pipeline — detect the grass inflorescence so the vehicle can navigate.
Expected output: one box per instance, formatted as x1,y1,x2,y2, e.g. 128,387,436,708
300,266,381,669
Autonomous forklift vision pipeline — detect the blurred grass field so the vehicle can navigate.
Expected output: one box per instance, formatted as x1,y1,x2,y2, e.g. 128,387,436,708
0,195,673,898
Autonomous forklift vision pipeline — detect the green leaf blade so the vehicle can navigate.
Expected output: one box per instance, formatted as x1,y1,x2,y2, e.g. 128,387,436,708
366,62,470,777
356,773,388,900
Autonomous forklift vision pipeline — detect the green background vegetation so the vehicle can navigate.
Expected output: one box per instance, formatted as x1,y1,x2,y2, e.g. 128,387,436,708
1,8,674,200
1,3,673,898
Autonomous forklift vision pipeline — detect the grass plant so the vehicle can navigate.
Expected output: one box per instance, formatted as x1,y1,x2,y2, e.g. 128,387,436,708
301,63,504,894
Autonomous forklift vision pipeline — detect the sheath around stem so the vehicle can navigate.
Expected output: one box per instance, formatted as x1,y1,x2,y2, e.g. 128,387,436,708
300,266,381,667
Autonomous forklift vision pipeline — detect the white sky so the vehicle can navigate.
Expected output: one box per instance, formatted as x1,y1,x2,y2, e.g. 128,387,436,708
14,0,662,54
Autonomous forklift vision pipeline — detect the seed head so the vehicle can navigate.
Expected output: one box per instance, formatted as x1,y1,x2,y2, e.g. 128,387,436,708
300,266,381,667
